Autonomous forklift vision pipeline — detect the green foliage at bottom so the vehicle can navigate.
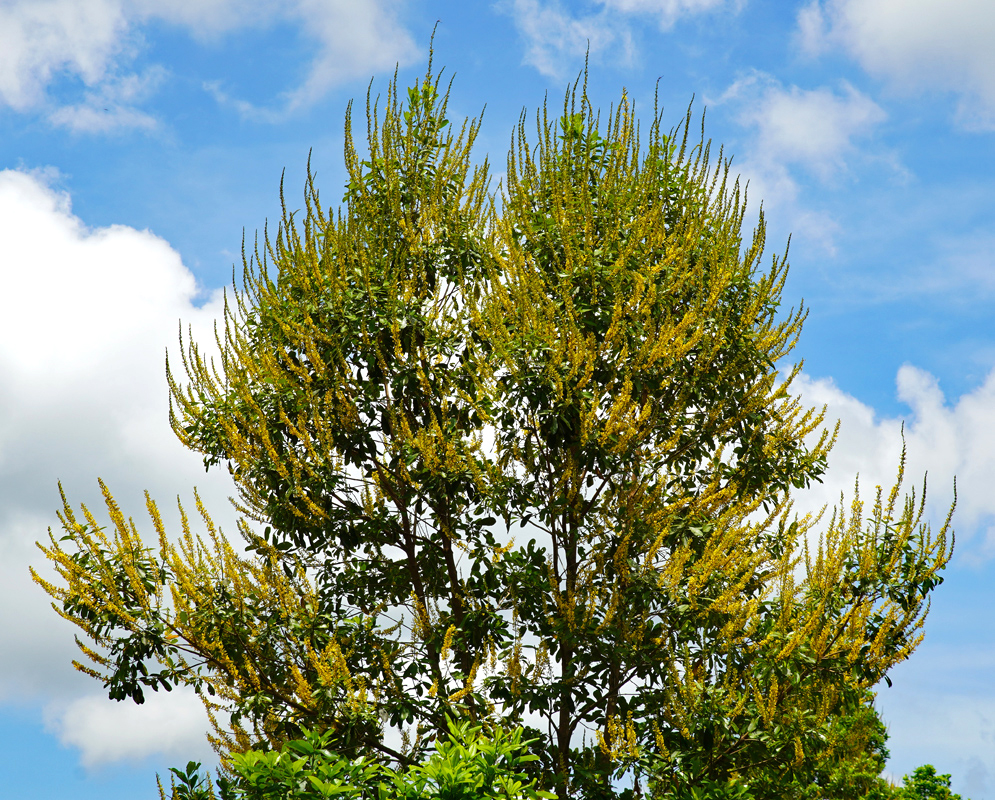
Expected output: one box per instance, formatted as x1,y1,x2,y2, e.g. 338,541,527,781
162,706,970,800
159,717,555,800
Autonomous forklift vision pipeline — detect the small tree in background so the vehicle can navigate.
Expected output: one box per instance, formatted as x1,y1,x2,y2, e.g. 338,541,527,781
898,765,964,800
34,56,955,799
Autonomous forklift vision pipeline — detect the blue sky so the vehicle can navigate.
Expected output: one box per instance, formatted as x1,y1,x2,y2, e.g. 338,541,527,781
1,0,994,796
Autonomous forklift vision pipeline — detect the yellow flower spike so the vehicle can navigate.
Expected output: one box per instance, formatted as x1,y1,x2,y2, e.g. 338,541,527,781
440,624,457,661
767,676,779,724
448,656,480,703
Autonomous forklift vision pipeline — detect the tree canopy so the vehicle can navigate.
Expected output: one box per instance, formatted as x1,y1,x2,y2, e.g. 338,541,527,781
34,59,954,800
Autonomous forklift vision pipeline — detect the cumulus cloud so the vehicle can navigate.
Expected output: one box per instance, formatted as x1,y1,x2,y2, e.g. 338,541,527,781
791,365,995,559
0,168,237,761
786,364,995,797
790,363,995,798
797,0,995,129
45,688,216,768
0,0,418,128
733,77,886,180
501,0,733,79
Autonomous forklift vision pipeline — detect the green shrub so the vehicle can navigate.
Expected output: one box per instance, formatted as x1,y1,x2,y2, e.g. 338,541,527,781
160,716,556,800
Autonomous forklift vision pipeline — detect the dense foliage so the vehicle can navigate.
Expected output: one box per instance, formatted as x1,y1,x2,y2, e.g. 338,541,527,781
34,59,955,799
896,765,963,800
161,717,553,800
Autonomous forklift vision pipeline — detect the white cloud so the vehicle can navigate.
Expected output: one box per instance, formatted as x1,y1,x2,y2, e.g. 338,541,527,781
281,0,418,114
502,0,733,79
0,0,130,111
886,690,995,796
601,0,726,15
714,74,886,253
48,102,157,133
794,0,829,57
798,0,995,129
0,168,237,761
0,0,418,128
48,66,164,133
791,365,995,558
737,79,886,179
786,365,995,799
205,0,420,119
503,0,634,79
721,73,886,190
45,687,215,768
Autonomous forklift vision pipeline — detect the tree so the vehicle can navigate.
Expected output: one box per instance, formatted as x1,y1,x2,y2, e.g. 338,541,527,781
33,58,954,799
897,765,963,800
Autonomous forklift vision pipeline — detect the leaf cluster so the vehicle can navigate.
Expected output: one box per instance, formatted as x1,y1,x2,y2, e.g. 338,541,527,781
159,716,555,800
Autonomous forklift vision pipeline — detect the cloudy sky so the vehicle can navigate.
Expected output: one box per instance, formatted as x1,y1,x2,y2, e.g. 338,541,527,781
1,0,994,796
